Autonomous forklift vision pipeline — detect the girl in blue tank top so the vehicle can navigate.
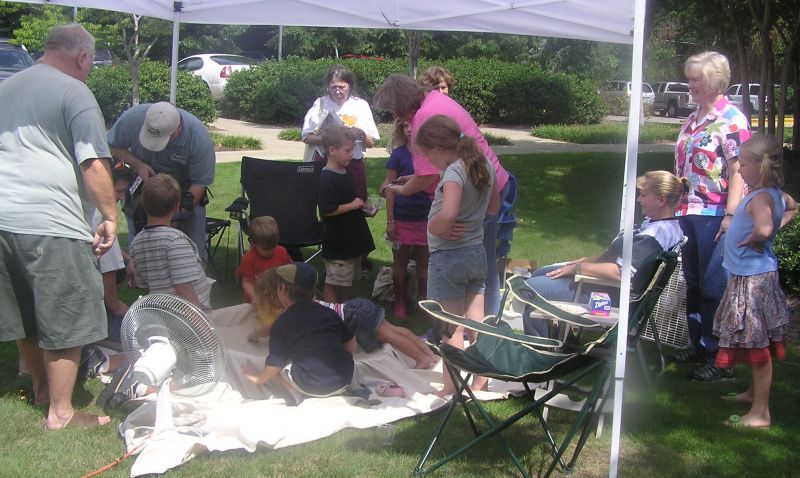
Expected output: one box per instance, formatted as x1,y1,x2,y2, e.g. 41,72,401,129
713,134,798,429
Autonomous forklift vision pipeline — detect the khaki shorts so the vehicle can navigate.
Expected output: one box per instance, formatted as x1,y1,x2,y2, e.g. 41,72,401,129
324,257,361,287
0,231,106,350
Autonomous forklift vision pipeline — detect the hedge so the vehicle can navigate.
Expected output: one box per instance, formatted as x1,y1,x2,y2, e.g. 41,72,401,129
775,148,800,294
221,57,605,126
86,60,217,126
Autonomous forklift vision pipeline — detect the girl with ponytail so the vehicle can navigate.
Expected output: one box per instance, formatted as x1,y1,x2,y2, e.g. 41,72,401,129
407,114,495,396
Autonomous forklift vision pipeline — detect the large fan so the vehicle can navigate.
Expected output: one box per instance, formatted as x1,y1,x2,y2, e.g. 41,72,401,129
121,294,225,431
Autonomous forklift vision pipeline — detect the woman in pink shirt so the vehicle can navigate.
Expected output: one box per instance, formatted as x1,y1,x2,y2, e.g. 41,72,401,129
375,75,512,317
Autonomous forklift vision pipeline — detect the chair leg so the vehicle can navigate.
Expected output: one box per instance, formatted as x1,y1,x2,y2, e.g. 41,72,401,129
416,361,533,478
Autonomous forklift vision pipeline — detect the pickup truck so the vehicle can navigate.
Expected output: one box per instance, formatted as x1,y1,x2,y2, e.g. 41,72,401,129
652,82,697,117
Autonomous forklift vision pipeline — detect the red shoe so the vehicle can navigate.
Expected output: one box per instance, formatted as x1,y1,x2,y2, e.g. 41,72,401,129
394,301,408,320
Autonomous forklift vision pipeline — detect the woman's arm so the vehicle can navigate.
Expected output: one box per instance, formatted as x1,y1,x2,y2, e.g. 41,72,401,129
383,170,399,240
781,191,798,229
716,157,744,240
303,132,323,146
428,181,462,238
544,258,613,280
386,174,438,196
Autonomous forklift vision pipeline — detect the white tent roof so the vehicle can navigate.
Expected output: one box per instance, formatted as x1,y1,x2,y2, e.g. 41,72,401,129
25,0,635,44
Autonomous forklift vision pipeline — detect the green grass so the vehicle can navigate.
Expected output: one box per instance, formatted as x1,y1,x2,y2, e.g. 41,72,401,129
482,131,512,146
277,124,511,151
210,132,263,151
532,122,681,144
3,151,799,477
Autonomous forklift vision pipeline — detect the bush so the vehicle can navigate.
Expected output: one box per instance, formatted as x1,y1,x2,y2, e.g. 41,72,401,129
531,122,679,144
86,61,216,125
775,147,800,294
222,57,605,126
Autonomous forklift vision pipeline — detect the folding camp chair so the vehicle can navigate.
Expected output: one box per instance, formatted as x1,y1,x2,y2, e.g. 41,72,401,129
571,238,688,373
226,158,324,267
415,251,678,478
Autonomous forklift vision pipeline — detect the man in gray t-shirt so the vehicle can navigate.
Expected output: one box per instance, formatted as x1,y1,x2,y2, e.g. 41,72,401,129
107,102,216,263
0,24,116,430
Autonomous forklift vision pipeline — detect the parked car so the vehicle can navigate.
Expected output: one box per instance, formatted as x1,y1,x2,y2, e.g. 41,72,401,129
0,42,35,85
725,83,781,114
652,81,698,117
93,48,113,67
177,54,258,100
599,80,655,103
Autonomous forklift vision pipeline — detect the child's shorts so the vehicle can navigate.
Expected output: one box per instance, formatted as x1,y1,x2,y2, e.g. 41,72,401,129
281,362,349,398
343,297,385,353
325,257,361,287
427,244,486,304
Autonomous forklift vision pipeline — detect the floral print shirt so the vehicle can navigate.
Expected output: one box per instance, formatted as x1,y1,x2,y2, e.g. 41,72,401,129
674,97,750,216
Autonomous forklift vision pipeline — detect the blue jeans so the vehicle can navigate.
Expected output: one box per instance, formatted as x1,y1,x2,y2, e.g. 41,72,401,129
483,179,513,316
679,215,727,354
522,265,619,336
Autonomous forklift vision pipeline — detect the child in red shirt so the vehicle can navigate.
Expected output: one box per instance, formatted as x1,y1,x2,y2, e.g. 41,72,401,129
239,216,292,341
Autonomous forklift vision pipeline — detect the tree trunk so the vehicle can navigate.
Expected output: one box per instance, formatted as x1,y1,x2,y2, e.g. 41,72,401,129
130,58,140,106
405,30,421,78
775,2,800,145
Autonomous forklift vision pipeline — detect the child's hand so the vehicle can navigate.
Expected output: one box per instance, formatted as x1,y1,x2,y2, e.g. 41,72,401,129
737,234,766,254
441,222,465,241
351,197,365,210
241,360,262,384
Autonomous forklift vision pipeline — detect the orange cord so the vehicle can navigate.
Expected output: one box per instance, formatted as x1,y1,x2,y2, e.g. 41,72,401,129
81,434,151,478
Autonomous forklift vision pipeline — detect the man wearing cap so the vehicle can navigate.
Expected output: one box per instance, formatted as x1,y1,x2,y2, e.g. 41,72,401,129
0,23,115,430
107,102,215,262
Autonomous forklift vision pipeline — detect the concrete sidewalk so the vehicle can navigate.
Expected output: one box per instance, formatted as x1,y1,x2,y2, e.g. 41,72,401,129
210,117,674,163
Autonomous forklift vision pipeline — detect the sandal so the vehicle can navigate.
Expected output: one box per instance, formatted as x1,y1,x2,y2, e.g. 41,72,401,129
376,382,406,398
723,414,769,429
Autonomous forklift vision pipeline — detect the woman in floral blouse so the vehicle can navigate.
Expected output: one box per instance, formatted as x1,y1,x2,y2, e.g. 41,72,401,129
673,51,751,382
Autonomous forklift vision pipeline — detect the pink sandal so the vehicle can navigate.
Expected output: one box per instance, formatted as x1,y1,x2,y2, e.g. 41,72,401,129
376,382,406,398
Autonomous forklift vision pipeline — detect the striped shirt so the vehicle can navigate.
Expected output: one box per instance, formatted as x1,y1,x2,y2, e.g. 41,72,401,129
131,225,212,311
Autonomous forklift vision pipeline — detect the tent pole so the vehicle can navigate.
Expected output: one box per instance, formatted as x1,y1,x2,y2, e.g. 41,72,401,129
609,0,647,476
169,2,183,104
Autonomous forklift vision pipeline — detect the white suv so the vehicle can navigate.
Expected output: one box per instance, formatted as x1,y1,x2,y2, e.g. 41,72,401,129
600,80,655,103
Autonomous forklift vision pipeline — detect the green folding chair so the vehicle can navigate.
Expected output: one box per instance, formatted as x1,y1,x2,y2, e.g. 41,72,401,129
415,250,678,478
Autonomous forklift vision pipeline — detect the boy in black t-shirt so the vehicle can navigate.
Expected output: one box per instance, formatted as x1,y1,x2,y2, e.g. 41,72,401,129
241,262,356,402
317,126,375,303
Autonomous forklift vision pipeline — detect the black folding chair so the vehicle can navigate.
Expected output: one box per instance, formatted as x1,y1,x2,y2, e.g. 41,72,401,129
226,158,324,267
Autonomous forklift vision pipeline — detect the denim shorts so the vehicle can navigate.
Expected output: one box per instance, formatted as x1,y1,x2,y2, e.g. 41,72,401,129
427,244,487,304
0,231,106,349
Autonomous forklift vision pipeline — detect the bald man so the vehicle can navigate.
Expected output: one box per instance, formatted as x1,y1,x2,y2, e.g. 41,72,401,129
0,23,115,430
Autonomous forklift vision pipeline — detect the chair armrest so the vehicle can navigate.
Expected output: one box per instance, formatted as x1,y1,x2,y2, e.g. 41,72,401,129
573,273,619,289
506,275,601,328
418,300,563,350
225,197,249,213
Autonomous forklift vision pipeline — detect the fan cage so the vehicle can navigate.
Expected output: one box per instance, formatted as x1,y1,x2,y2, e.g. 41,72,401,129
121,294,225,396
641,257,690,349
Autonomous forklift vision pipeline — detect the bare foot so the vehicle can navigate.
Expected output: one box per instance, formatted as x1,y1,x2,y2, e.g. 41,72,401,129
45,411,111,431
737,412,771,428
721,392,753,404
435,388,455,398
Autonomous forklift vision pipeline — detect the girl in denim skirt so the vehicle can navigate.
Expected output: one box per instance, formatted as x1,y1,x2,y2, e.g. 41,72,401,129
390,114,496,396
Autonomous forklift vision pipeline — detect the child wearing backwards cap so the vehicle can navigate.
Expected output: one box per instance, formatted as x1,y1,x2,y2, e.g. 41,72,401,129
241,262,356,402
251,268,437,369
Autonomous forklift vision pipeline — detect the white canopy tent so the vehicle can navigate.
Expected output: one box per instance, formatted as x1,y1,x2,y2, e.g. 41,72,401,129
15,1,647,476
